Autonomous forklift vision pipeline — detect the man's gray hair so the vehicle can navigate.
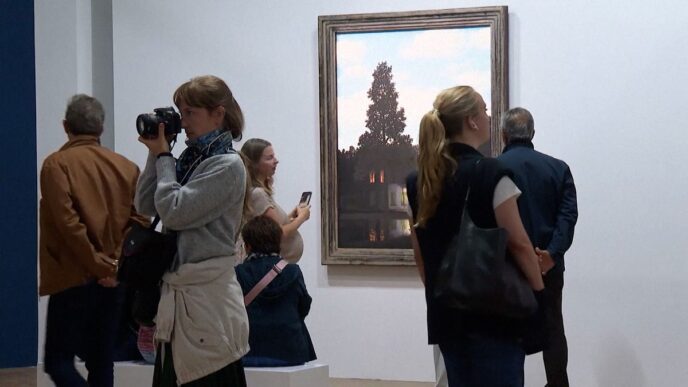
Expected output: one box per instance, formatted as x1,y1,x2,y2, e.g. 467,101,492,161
501,107,534,142
64,94,105,136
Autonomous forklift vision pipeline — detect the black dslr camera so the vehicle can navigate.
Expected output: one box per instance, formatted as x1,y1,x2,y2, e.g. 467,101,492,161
136,107,181,138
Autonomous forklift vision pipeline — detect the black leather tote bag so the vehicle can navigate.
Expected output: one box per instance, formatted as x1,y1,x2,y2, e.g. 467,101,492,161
118,217,176,289
433,185,537,319
118,216,176,326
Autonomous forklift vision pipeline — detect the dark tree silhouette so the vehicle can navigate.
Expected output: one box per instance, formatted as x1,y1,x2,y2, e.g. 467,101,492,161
354,62,416,184
360,61,412,147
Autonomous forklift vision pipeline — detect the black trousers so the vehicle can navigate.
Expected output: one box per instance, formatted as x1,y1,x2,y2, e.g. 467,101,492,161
44,282,125,387
153,343,247,387
543,271,568,387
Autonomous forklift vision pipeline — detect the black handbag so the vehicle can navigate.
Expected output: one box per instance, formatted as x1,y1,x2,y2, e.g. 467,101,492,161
119,135,234,326
433,170,538,319
118,216,177,326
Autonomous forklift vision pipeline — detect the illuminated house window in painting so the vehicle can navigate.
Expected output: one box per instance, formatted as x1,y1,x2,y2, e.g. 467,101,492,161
369,170,376,184
390,192,398,207
401,219,411,236
401,188,408,206
379,169,385,183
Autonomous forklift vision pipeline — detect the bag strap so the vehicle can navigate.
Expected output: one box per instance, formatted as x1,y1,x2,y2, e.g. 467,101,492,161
244,259,289,306
462,159,482,211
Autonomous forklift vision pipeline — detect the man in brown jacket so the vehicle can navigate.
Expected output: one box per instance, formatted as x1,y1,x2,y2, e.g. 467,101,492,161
40,94,142,387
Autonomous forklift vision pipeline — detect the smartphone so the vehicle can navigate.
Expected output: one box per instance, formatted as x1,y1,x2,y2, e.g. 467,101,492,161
299,191,312,205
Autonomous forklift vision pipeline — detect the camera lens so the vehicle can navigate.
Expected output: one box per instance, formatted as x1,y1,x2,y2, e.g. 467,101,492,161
136,116,146,136
136,113,157,137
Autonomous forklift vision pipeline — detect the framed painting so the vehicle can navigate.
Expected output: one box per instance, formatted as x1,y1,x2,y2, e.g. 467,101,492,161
318,6,508,265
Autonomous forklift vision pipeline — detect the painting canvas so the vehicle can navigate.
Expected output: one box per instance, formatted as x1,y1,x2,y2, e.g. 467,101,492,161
319,7,508,265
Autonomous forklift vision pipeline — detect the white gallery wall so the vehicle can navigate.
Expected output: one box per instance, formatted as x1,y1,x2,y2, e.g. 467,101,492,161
35,0,688,385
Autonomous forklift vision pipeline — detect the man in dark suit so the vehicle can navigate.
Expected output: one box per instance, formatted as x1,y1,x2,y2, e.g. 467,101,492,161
498,107,578,387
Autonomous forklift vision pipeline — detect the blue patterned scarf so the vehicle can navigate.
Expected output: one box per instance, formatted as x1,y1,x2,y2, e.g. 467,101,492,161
175,129,235,183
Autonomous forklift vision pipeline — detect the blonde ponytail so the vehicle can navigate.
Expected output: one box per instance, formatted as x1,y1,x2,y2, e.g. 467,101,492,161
415,111,456,227
414,85,480,227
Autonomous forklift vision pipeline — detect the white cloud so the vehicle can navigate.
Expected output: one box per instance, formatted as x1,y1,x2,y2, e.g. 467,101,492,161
343,64,370,79
400,28,491,60
444,66,492,111
337,40,371,81
337,39,367,65
337,90,369,149
397,84,441,145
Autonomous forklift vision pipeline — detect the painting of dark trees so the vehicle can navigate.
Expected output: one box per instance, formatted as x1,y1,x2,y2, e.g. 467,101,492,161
337,62,416,249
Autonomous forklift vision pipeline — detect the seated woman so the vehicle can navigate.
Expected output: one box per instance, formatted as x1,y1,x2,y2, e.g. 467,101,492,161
235,216,316,367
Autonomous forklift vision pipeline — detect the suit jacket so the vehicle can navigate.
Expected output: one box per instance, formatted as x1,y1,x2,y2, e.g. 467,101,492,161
498,140,578,272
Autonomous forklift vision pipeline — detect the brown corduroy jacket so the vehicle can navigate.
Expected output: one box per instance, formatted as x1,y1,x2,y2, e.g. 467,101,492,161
39,135,146,296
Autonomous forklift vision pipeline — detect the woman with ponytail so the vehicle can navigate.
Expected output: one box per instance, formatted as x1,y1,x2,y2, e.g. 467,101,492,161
405,86,545,387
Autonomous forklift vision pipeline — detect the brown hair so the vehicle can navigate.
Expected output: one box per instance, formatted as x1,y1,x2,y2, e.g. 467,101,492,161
240,138,274,196
241,215,282,254
173,75,244,140
416,85,481,227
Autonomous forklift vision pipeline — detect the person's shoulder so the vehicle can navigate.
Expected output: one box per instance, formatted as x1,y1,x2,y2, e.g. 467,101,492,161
284,262,303,275
474,157,513,187
200,151,245,175
40,150,64,172
250,186,270,198
206,150,242,165
477,157,509,174
533,149,571,170
106,149,139,171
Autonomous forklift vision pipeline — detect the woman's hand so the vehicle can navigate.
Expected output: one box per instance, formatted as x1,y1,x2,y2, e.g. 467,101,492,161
294,204,311,221
138,123,171,155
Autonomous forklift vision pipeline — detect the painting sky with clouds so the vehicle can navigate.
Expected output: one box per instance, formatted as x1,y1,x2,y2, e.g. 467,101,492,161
336,27,492,150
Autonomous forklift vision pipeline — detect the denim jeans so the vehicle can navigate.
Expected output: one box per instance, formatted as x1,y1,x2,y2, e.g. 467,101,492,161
43,281,125,387
439,333,525,387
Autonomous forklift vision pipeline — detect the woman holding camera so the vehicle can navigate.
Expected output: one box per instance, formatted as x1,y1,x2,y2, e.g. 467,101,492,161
240,138,310,263
135,75,249,386
405,86,544,387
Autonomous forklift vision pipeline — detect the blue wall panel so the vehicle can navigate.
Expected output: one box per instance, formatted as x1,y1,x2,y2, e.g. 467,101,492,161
0,0,38,368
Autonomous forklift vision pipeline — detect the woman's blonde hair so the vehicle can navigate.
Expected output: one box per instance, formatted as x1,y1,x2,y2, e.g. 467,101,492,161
173,75,244,140
416,85,481,227
240,138,274,196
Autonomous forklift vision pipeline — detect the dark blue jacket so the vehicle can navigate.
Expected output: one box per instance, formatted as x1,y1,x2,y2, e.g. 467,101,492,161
498,140,578,272
235,255,316,365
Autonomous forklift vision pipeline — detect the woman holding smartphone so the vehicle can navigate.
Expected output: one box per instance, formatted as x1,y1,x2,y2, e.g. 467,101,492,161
240,138,310,263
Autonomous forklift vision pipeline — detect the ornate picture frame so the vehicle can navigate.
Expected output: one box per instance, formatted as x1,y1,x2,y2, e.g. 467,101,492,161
319,6,509,265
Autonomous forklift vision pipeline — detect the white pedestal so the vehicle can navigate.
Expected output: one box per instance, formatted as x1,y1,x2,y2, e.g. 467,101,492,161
245,362,329,387
38,361,329,387
38,361,153,387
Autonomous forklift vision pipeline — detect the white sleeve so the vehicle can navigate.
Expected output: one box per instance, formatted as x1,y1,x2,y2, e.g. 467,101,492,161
492,176,521,209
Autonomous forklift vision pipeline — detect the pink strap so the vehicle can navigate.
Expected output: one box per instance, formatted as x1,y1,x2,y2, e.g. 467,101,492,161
244,259,288,306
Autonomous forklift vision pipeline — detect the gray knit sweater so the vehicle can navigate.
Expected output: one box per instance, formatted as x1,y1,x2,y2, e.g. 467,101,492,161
135,152,246,269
